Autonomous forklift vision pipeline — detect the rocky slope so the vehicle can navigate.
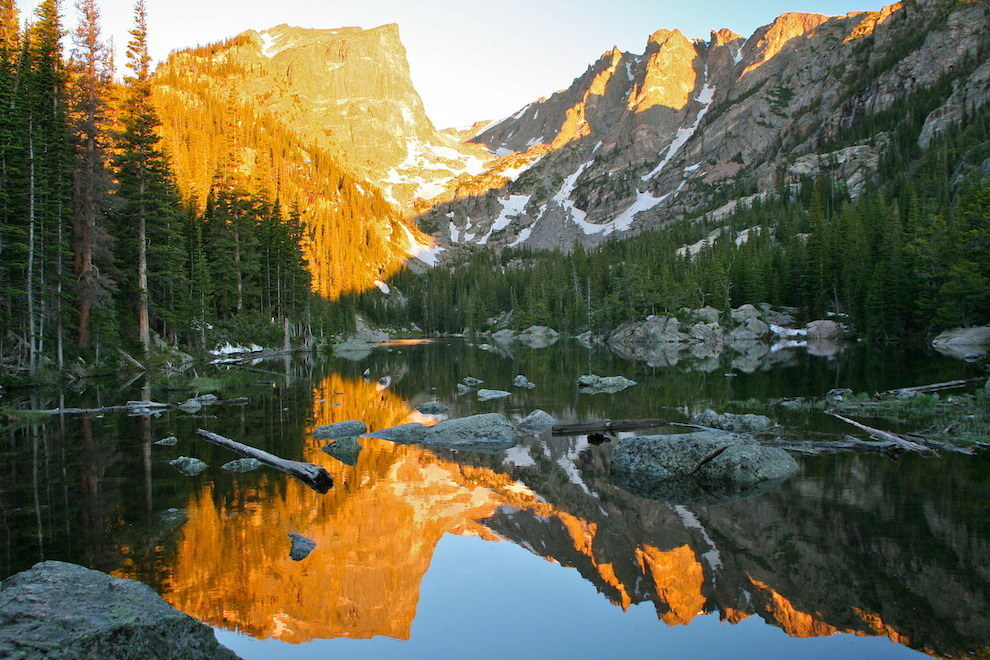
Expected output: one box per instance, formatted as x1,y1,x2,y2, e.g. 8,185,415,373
416,0,990,255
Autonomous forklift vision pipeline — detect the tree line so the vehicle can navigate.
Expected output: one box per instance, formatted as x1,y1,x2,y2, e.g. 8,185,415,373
0,0,332,385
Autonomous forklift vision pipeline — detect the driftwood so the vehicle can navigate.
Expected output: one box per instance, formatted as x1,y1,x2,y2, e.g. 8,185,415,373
828,412,932,453
117,349,146,372
877,378,985,399
764,437,903,455
195,429,333,493
552,419,669,436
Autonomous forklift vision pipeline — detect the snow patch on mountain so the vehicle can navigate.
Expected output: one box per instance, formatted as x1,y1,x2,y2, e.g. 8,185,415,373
479,195,531,245
642,70,717,181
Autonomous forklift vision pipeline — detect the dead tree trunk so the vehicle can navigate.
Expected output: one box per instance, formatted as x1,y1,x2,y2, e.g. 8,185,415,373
195,429,333,493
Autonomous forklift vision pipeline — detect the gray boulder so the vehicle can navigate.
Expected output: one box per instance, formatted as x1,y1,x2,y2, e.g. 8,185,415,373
221,458,262,473
417,401,451,415
333,338,373,360
694,306,721,324
322,437,363,466
177,398,203,414
492,329,516,343
170,456,207,476
519,409,558,431
730,304,762,323
456,383,474,395
577,374,637,394
478,389,512,402
610,432,799,504
513,375,536,389
932,326,990,360
806,319,842,340
363,422,429,444
312,420,367,440
610,316,688,347
690,409,773,433
688,322,723,345
155,435,178,447
463,377,484,387
365,413,518,453
825,388,853,407
288,533,316,561
0,561,238,658
515,325,559,348
729,317,772,341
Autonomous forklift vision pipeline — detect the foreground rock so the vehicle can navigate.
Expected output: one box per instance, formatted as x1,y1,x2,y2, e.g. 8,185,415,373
321,437,363,466
577,374,637,394
170,456,208,476
519,409,558,432
363,413,518,453
690,409,773,433
288,533,317,561
416,401,451,415
478,389,511,402
312,420,367,440
610,432,798,504
932,326,990,360
0,561,238,658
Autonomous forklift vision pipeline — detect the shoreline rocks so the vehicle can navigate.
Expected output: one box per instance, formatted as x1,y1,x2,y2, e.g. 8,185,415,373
932,326,990,360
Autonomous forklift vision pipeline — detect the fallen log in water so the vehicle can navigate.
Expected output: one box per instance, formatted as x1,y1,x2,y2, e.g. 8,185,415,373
552,419,670,436
763,437,903,455
195,429,333,493
828,412,932,453
877,377,985,399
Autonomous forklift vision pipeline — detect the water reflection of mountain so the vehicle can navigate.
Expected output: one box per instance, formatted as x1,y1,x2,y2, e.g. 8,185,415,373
154,369,990,656
2,344,985,657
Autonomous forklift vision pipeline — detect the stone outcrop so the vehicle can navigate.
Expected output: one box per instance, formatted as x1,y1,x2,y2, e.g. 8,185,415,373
931,326,990,360
0,562,238,658
609,431,798,504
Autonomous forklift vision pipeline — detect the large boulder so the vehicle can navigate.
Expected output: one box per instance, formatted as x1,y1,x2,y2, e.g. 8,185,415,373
312,420,367,440
333,338,373,360
694,306,721,324
729,317,772,341
513,375,536,389
364,413,518,453
610,316,688,346
688,322,723,345
492,329,516,344
515,326,559,348
806,319,842,340
730,304,762,323
577,374,637,394
477,389,511,402
690,409,773,433
610,432,798,504
932,326,990,360
321,437,363,466
0,561,238,658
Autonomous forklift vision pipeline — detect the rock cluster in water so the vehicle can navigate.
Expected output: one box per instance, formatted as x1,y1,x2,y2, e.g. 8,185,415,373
364,413,518,453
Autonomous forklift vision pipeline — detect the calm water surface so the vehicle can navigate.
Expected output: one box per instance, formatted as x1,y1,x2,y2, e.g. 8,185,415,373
2,339,988,659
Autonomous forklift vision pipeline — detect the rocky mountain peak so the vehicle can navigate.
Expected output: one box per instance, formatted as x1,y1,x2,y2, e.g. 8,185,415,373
709,28,743,48
744,12,833,72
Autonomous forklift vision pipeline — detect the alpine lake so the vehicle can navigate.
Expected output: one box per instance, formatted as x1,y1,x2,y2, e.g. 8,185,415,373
2,337,989,659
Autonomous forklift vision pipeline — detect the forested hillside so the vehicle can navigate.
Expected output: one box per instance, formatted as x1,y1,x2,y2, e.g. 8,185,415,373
0,0,329,384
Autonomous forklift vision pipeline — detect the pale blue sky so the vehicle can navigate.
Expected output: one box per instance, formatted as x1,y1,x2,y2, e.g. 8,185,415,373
16,0,891,127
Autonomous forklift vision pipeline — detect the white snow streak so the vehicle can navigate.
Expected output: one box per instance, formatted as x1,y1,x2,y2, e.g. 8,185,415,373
642,70,717,182
479,195,530,245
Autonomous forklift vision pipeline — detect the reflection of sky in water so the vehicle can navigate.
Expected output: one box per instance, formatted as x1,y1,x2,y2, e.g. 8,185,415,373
216,535,923,659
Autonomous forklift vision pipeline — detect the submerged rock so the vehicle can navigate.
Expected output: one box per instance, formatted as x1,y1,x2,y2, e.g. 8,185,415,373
417,401,451,415
456,384,474,395
478,389,512,402
312,420,367,440
155,435,178,447
690,409,773,433
463,376,484,387
364,413,518,453
169,456,207,476
513,375,536,389
322,437,363,466
288,533,316,561
0,561,238,658
610,432,798,504
577,374,637,394
177,399,203,414
519,409,558,431
221,458,262,473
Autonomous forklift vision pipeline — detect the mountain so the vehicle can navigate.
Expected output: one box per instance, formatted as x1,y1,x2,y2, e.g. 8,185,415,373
151,23,474,298
417,0,990,254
